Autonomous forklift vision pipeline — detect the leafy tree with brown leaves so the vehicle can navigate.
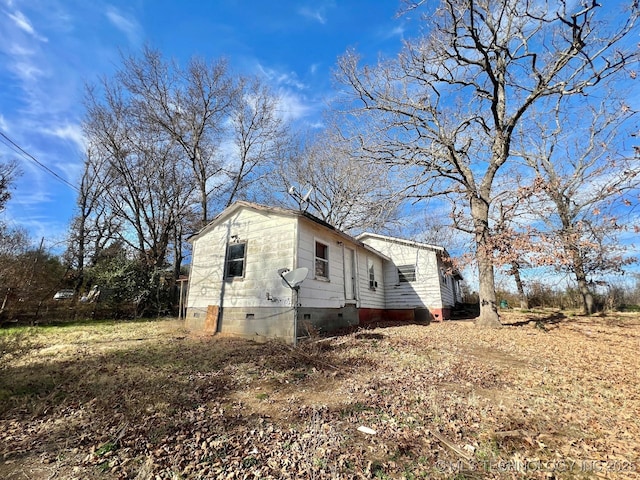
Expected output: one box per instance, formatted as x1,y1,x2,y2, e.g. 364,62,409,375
516,99,640,314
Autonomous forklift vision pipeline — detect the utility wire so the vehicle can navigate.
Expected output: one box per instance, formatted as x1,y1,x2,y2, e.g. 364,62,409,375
0,129,81,194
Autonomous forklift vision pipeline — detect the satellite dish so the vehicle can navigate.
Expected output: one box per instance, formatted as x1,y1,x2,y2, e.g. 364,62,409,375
280,267,308,290
278,267,308,346
288,185,297,195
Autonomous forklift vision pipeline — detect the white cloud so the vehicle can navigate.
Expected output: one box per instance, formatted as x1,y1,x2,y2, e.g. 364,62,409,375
8,10,33,34
12,188,52,207
7,9,47,42
4,207,71,242
12,59,45,82
105,6,142,44
43,123,86,153
298,6,327,24
385,25,405,40
256,64,307,90
6,42,34,56
276,90,313,121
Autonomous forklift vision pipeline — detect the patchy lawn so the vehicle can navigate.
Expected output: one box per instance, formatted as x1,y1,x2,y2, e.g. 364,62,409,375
0,311,639,479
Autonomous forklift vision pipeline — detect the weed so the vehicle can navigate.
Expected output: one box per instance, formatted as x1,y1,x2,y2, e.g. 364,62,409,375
95,442,116,456
371,460,389,478
0,327,38,368
474,439,499,463
242,456,258,468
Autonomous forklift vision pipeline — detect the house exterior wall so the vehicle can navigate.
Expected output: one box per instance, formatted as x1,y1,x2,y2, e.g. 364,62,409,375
358,235,445,316
293,219,386,334
294,219,386,309
357,252,385,309
437,255,458,309
296,219,348,309
185,207,297,340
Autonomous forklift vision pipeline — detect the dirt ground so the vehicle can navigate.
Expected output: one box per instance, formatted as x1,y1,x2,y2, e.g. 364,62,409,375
0,310,639,479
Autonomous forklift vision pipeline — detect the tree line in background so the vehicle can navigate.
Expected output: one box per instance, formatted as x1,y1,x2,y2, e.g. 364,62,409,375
1,0,639,324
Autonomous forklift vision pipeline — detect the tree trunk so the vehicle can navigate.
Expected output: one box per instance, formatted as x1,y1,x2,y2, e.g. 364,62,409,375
476,248,501,326
511,262,529,310
579,279,595,315
575,267,595,315
0,288,9,314
75,214,86,288
471,197,501,327
567,242,595,315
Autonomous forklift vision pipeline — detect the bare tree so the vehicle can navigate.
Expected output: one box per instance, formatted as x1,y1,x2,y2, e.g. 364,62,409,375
64,148,122,285
491,193,531,310
118,46,235,225
83,79,194,271
0,159,19,213
517,99,640,314
224,76,289,207
277,127,404,233
106,47,290,220
335,0,639,326
0,162,27,315
80,47,289,286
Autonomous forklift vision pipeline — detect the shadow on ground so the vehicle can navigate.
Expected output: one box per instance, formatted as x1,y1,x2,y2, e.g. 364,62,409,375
502,311,567,328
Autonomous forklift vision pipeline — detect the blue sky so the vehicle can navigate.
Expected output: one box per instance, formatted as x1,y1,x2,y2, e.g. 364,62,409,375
0,0,410,248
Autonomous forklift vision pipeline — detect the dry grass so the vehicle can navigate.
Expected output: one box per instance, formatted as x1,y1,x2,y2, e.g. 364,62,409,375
0,311,639,479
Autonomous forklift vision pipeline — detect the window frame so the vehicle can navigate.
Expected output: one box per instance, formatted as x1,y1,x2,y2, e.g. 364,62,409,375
368,257,377,290
314,240,330,280
397,264,416,283
224,240,247,280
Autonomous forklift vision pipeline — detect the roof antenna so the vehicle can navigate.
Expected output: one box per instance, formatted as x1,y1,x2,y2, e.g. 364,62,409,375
288,185,314,212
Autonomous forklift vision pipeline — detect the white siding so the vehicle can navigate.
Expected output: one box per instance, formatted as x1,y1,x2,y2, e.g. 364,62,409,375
360,236,444,310
296,221,346,309
357,253,385,309
438,257,458,308
295,220,386,309
187,208,296,313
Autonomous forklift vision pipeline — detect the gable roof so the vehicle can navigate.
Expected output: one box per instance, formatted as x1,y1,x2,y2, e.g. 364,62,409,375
188,201,390,261
358,232,463,280
357,232,445,253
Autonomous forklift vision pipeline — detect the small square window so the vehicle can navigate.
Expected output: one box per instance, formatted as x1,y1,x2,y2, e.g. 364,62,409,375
315,241,329,279
398,265,416,283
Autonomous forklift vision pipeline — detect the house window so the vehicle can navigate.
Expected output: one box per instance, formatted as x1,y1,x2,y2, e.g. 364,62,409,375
398,264,416,283
225,241,247,279
315,241,329,279
368,258,377,290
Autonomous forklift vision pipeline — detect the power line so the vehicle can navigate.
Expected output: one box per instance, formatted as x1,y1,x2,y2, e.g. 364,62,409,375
0,129,81,194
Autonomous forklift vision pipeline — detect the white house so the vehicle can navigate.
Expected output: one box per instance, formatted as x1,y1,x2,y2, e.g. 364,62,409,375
184,201,462,343
356,233,463,322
